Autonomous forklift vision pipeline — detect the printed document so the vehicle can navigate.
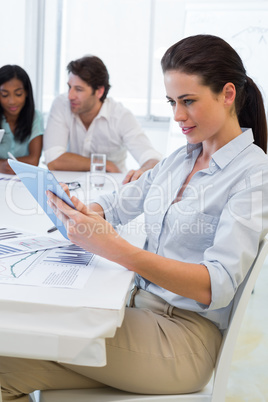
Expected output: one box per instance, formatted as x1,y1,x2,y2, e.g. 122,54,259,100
0,227,70,258
0,243,96,288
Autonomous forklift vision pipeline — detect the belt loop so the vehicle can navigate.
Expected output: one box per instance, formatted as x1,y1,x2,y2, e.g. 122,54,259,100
168,304,174,317
128,286,139,307
163,303,174,317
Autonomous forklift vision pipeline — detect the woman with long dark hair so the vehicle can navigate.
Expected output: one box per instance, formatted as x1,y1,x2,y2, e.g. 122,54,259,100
1,34,268,399
0,65,43,174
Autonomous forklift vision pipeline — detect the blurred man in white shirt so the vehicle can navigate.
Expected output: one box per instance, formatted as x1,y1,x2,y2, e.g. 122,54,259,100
43,55,161,183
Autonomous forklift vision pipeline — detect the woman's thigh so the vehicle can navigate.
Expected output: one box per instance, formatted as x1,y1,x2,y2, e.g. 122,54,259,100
67,306,221,394
0,306,222,399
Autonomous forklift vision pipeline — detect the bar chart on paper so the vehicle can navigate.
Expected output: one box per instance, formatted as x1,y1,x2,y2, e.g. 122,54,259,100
0,228,26,241
42,244,95,266
0,227,70,257
0,244,97,288
0,228,35,256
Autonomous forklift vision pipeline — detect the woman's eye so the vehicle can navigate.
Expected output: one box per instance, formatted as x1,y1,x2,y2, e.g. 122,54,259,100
167,99,176,106
184,99,194,105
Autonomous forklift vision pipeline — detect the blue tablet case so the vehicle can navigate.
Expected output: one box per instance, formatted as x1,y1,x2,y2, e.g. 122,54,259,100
8,160,75,239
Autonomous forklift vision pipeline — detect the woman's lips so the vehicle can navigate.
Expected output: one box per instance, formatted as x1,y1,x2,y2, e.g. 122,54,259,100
181,126,196,135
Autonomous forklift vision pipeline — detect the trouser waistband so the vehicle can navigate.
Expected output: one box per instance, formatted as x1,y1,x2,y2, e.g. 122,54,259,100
127,286,220,338
128,286,184,317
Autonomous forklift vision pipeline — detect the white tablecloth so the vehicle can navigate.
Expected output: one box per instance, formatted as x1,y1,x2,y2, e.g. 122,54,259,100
0,171,145,366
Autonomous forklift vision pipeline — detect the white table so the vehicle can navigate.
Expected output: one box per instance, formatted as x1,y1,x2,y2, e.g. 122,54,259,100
0,171,145,367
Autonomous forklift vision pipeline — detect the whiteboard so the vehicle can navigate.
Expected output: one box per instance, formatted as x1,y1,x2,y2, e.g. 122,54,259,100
184,2,268,107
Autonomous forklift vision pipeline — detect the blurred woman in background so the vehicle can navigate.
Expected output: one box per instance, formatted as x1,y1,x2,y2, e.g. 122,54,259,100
0,64,43,174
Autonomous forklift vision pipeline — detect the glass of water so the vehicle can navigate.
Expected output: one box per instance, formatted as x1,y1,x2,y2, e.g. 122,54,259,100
90,153,106,189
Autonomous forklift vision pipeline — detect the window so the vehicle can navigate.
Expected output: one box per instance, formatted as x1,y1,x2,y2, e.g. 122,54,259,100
0,0,46,110
42,0,186,120
0,0,26,67
2,0,268,127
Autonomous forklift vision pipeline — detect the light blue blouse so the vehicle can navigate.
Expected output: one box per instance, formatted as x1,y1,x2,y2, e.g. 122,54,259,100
96,129,268,330
0,110,44,159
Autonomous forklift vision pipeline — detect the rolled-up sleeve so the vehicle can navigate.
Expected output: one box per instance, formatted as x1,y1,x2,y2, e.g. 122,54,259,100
201,167,268,311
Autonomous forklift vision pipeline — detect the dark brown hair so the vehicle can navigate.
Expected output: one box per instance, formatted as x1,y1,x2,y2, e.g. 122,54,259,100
0,65,35,142
161,34,267,153
67,55,111,102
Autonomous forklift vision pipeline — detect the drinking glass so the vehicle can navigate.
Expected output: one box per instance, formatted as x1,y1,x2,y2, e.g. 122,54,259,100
90,153,106,189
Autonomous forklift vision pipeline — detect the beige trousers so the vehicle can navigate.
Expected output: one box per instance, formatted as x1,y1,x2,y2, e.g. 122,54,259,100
0,288,222,401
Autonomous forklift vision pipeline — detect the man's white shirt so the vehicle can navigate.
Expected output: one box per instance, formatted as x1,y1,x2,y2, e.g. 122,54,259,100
43,95,161,172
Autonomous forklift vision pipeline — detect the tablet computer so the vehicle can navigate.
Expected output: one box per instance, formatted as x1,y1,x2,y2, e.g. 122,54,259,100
8,160,76,239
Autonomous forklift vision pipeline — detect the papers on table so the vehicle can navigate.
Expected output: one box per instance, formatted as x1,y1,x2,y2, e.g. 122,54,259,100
0,227,70,258
0,242,96,289
0,227,96,288
0,174,20,182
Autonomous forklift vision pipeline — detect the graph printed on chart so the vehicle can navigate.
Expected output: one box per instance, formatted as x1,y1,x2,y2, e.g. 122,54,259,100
0,243,97,289
0,227,34,242
0,227,70,258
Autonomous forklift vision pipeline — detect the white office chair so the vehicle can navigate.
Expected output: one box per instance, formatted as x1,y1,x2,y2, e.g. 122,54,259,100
37,238,268,402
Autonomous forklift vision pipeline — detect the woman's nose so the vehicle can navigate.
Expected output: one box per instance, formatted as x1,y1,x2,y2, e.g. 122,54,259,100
173,105,187,122
8,95,16,104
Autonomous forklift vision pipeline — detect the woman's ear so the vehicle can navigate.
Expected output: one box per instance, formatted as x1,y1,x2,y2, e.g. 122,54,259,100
223,82,236,106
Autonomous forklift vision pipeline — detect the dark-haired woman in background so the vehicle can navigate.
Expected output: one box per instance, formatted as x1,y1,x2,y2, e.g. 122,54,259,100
0,65,43,174
1,34,268,399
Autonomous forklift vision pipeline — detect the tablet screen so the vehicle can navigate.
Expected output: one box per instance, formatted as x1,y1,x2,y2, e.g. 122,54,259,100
8,160,75,239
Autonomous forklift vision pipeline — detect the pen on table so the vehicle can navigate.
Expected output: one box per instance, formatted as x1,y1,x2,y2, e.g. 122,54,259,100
47,226,58,233
8,152,18,161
